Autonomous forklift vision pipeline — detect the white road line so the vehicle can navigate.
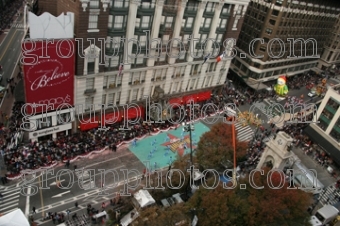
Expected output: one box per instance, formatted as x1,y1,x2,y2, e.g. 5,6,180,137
25,186,31,217
1,199,18,207
2,195,20,202
2,207,18,215
0,203,18,212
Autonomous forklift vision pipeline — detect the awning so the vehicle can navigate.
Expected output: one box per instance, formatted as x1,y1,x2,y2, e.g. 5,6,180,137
79,116,99,131
245,79,268,90
304,126,340,165
169,91,212,106
79,106,145,131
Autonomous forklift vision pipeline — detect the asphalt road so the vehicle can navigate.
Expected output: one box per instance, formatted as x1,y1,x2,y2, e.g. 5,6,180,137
0,14,25,86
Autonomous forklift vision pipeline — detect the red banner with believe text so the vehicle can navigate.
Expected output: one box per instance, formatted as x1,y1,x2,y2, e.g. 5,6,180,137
22,39,75,114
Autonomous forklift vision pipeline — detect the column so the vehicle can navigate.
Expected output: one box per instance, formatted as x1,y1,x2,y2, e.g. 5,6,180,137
121,0,140,104
168,0,188,64
147,0,164,67
123,0,139,70
205,2,223,55
186,0,207,62
94,49,100,74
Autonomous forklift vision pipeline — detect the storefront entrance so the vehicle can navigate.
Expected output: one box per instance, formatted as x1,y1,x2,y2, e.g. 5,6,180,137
38,134,53,142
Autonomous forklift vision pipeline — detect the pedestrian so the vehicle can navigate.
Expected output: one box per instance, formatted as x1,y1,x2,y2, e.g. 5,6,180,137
75,202,78,208
101,202,105,210
32,206,36,214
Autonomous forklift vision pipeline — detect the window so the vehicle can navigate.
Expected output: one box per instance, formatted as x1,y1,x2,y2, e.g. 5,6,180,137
114,0,129,8
132,89,138,101
134,35,147,47
186,17,193,28
141,16,150,28
203,18,211,28
165,17,173,28
86,78,95,90
108,75,116,86
37,116,52,129
216,34,223,43
275,0,283,6
88,15,98,29
115,91,121,104
57,113,71,125
232,17,239,29
84,97,94,112
89,0,99,8
190,79,196,89
236,5,243,15
222,4,231,14
107,93,115,104
269,19,276,26
206,3,215,12
103,76,108,87
266,28,273,35
108,15,113,28
205,76,211,86
219,19,227,28
136,54,145,64
187,2,198,11
114,16,125,29
272,10,279,16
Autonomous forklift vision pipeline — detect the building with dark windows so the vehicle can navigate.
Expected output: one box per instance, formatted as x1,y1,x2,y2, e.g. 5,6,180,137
230,0,340,86
318,15,340,71
38,0,250,128
304,87,340,166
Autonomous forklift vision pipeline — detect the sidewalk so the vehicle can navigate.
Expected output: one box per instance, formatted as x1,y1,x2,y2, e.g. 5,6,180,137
0,66,20,124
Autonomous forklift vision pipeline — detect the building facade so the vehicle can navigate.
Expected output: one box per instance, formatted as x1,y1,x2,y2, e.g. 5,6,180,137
38,0,250,119
230,0,340,84
305,87,340,165
318,15,340,71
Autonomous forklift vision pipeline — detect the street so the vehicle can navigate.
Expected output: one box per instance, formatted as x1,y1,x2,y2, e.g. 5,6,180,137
0,13,25,87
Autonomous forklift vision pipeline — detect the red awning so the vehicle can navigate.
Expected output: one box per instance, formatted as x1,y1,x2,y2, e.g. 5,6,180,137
169,98,183,107
79,106,145,130
183,94,196,104
79,117,99,131
196,91,212,101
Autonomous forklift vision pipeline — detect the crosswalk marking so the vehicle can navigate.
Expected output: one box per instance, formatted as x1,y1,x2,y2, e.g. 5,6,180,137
234,121,254,142
0,187,21,215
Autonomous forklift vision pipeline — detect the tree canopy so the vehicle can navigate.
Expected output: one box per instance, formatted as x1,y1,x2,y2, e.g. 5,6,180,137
196,122,248,170
186,168,312,226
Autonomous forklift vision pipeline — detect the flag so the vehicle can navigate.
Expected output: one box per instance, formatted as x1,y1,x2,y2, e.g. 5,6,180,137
203,53,210,64
118,63,123,76
216,52,225,63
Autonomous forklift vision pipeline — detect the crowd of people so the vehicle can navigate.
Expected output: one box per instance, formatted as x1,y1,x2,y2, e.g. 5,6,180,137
1,93,222,178
0,0,22,32
0,69,335,180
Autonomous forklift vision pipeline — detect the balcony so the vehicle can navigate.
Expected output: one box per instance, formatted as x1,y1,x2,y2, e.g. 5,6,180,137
151,76,166,82
84,89,96,95
128,80,145,85
171,73,184,79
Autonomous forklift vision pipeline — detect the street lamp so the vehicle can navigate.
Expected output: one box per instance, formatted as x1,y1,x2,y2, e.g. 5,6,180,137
182,122,194,163
182,121,195,197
